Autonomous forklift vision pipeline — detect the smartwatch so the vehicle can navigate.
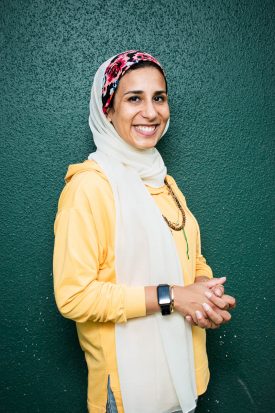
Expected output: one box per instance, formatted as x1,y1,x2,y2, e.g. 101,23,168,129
157,284,173,316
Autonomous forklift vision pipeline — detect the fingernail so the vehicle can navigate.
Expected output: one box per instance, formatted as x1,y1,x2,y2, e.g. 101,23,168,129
205,291,212,298
195,310,203,319
202,303,211,311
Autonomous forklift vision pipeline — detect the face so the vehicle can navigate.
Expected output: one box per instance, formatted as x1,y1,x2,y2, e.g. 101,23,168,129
106,66,170,150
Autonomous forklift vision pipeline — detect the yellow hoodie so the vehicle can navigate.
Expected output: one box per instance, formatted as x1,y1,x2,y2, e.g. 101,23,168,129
53,160,212,413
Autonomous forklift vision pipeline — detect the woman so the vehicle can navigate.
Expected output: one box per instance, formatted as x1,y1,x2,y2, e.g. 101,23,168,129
53,50,235,413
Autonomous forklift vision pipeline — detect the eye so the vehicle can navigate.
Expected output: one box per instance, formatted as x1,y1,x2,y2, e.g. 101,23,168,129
154,95,166,102
128,95,141,102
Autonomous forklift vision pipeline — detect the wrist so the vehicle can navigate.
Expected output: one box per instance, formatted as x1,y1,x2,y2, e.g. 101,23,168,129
172,285,183,312
145,286,159,315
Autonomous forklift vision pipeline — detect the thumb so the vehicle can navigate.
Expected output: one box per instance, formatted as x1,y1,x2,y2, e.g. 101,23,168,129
204,277,226,289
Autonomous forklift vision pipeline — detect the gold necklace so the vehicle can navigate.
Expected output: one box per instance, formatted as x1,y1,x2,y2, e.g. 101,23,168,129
162,178,186,231
162,177,190,260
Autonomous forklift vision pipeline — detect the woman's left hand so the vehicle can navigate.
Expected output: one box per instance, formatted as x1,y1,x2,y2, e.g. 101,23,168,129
186,302,232,329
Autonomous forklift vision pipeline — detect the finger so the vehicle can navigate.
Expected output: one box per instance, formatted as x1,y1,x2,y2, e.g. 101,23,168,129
205,291,229,309
212,285,224,297
213,307,232,322
195,311,220,329
222,294,236,308
195,311,212,329
219,310,232,322
185,315,196,326
204,277,226,289
202,303,223,325
208,321,220,329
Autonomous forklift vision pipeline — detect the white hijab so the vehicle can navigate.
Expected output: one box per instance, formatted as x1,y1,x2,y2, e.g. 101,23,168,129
88,56,197,413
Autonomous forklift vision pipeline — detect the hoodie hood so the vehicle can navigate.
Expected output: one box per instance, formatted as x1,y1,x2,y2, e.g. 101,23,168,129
65,160,103,183
65,159,177,195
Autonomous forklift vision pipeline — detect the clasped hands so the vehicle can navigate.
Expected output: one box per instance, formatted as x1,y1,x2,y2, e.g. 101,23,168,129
174,276,236,329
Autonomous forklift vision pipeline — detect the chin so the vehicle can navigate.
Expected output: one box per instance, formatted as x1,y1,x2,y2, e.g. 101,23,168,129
132,136,161,150
134,141,158,150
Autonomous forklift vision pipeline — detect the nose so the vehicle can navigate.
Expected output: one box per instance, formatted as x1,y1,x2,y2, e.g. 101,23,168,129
141,99,158,120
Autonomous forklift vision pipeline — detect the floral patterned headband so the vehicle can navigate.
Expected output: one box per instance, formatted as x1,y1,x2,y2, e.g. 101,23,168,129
101,50,165,114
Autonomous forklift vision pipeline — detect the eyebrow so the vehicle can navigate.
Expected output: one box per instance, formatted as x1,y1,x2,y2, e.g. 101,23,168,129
123,90,167,96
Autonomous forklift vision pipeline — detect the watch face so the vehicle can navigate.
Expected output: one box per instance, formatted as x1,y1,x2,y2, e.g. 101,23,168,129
157,285,171,305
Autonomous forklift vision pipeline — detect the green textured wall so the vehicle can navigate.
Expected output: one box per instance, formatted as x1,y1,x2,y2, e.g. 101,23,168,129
1,0,274,412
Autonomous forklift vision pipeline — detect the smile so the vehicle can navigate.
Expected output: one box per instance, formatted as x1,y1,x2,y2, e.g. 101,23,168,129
133,125,159,136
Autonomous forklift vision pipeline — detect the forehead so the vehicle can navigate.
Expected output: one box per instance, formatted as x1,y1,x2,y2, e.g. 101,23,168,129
117,66,166,93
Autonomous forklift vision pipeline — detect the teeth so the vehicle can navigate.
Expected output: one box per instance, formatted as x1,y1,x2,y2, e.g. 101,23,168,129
135,125,156,132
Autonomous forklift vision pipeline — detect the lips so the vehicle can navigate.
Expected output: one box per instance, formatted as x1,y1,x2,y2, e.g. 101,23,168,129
133,124,159,136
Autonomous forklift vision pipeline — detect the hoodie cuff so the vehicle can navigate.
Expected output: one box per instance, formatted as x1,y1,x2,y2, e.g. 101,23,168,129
195,268,213,279
123,286,146,320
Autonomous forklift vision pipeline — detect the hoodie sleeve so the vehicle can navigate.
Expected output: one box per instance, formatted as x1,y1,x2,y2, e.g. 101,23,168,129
53,172,146,324
195,222,213,279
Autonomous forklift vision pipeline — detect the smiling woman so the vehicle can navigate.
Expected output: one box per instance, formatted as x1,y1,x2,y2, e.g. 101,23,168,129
53,50,236,413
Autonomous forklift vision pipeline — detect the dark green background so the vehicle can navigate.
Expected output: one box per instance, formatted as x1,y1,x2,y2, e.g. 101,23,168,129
1,0,274,412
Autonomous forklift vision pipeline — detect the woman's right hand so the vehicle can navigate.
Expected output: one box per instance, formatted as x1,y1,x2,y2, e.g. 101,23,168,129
173,278,235,329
